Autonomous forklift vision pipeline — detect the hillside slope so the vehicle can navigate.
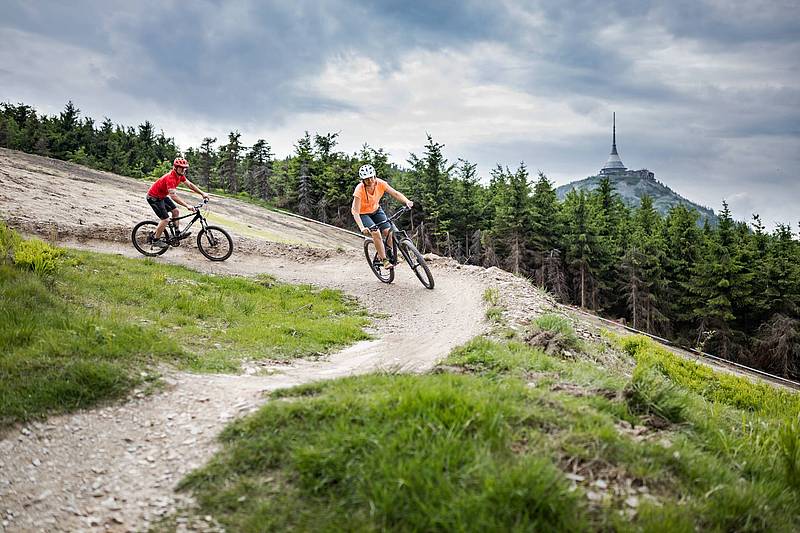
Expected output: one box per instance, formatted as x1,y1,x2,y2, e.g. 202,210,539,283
0,148,359,251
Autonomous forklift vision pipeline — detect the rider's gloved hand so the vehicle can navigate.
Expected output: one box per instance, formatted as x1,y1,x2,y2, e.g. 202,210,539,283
361,227,371,236
202,193,210,201
189,206,197,213
405,200,414,208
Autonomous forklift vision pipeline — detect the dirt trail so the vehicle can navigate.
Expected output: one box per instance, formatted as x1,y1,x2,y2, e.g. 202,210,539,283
0,150,500,531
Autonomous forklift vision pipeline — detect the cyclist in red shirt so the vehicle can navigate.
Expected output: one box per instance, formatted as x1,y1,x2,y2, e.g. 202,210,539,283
146,158,209,248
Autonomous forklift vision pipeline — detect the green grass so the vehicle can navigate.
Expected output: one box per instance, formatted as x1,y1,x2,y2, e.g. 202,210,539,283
59,251,370,372
525,313,585,354
181,373,587,532
482,287,504,323
181,335,800,531
0,225,370,427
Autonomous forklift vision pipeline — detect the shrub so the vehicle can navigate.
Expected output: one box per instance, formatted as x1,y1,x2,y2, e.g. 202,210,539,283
0,221,21,264
779,417,800,490
13,238,65,275
620,335,800,418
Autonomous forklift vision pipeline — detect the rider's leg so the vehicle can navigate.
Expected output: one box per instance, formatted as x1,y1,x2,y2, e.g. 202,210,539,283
371,229,386,260
170,207,180,232
383,227,393,248
382,227,395,261
153,217,169,239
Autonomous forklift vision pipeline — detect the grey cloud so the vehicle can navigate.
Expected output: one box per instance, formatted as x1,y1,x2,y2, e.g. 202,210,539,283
1,0,798,228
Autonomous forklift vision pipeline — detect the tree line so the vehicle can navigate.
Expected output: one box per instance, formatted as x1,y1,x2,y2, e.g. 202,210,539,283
2,101,798,379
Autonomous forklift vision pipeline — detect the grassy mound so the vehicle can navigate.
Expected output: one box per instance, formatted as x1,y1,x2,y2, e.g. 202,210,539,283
181,335,800,531
0,223,369,427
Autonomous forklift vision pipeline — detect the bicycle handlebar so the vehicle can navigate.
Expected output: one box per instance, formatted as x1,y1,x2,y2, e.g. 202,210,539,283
192,198,210,210
366,206,411,231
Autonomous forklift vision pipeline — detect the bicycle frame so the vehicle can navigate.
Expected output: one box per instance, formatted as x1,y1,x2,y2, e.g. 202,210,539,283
165,202,210,241
364,206,434,289
367,207,413,263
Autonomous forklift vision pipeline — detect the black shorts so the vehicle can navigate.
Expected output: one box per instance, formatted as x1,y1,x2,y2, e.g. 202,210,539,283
146,195,177,220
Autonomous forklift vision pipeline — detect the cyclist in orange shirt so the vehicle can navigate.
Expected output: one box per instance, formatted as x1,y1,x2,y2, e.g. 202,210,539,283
351,164,413,269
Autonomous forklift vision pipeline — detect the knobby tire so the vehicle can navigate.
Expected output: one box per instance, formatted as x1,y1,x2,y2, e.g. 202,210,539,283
197,225,233,261
400,238,434,289
364,238,394,284
132,220,169,257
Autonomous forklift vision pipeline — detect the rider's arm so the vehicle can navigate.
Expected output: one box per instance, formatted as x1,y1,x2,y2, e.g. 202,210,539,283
185,179,210,200
168,189,193,210
385,184,414,208
351,197,368,233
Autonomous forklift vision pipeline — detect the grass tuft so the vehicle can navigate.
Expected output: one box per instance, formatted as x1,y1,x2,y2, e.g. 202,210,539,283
524,313,584,356
779,417,800,490
482,287,505,323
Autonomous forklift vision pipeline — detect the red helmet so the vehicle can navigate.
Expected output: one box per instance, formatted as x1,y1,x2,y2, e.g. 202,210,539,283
173,157,189,169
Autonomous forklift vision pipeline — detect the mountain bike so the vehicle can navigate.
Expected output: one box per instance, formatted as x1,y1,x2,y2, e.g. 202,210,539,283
132,199,233,261
364,206,434,289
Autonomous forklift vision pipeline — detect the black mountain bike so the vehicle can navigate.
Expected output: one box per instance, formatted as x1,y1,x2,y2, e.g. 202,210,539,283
132,199,233,261
364,207,434,289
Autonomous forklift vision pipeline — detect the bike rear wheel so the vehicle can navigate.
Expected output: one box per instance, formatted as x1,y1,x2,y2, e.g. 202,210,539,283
197,225,233,261
132,221,169,257
399,238,434,289
364,239,394,284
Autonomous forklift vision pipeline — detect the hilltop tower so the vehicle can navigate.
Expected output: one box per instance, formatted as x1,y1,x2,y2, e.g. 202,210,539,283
600,112,627,175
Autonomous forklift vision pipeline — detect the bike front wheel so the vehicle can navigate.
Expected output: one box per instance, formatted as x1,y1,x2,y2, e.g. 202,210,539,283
399,239,434,289
197,226,233,261
364,239,394,284
132,221,169,257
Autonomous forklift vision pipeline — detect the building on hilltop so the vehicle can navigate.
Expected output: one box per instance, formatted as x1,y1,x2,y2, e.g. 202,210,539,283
599,113,654,180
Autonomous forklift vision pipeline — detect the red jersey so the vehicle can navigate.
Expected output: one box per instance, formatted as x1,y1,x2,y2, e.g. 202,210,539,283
147,170,186,199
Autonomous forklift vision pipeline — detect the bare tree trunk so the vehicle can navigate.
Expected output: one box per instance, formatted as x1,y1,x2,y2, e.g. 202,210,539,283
580,264,586,309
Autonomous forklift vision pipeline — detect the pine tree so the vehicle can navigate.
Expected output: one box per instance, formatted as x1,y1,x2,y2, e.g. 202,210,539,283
286,132,315,212
690,202,746,358
403,135,455,252
561,190,600,309
530,172,561,284
198,137,217,189
217,132,243,194
663,204,701,342
489,164,534,275
244,139,273,200
589,177,627,312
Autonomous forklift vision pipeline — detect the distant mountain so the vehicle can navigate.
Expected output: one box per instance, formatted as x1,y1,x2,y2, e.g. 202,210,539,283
561,113,718,224
555,170,717,224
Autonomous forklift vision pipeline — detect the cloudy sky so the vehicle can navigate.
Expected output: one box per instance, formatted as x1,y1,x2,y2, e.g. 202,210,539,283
2,0,799,228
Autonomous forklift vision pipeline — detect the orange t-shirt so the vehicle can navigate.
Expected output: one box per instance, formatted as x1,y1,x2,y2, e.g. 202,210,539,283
353,179,388,214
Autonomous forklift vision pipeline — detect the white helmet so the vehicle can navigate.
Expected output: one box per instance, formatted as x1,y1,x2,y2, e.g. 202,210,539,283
358,164,377,180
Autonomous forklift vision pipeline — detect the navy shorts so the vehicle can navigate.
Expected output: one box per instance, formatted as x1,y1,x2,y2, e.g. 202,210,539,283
360,207,392,232
146,195,177,220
